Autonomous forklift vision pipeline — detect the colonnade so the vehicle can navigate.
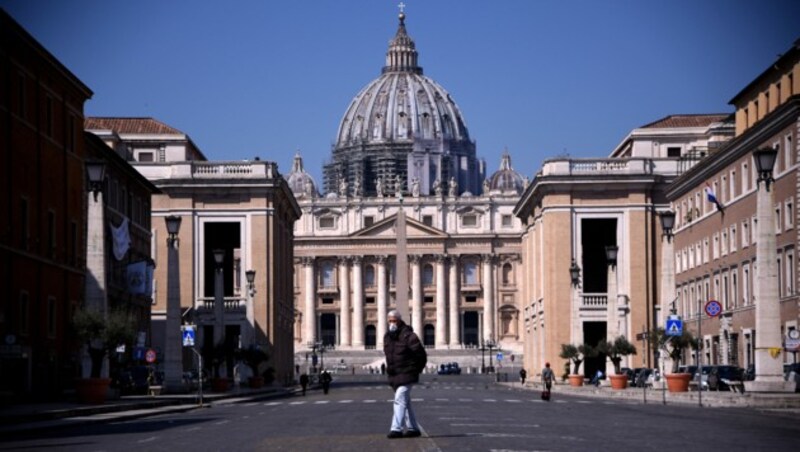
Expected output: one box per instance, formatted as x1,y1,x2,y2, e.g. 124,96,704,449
300,254,500,349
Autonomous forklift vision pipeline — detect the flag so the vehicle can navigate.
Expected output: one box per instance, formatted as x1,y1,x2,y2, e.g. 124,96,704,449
126,260,147,295
110,218,131,260
705,183,724,212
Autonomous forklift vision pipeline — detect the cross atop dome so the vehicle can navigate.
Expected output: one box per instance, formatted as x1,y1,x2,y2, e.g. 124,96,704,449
383,4,421,74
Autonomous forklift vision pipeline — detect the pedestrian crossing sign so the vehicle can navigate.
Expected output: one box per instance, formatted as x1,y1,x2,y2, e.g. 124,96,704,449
182,325,196,347
665,316,682,336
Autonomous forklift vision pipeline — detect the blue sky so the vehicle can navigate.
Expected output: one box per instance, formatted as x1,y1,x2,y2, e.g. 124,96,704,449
3,0,799,184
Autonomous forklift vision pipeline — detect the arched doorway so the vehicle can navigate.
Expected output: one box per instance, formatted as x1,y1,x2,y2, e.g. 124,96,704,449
320,313,336,347
463,311,479,346
423,324,435,347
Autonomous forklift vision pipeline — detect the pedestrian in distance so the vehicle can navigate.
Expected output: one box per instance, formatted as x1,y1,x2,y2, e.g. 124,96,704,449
519,368,527,385
299,373,309,396
383,309,427,439
320,370,332,394
541,362,554,401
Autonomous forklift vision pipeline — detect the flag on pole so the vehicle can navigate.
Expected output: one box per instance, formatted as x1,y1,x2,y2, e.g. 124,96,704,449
705,183,724,212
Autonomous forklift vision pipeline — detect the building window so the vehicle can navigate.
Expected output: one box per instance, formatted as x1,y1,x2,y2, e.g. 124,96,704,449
501,215,512,227
667,147,681,157
44,95,53,137
422,264,434,286
365,296,375,304
703,238,710,264
786,248,795,296
47,297,57,337
424,296,434,304
465,296,477,303
364,216,374,228
730,225,737,252
712,234,720,260
463,262,478,285
319,261,335,288
47,210,56,259
422,215,433,227
721,230,728,256
20,197,29,249
462,214,477,227
138,152,155,162
321,297,334,305
19,291,29,336
729,170,736,199
743,264,751,306
775,204,782,234
502,263,513,285
741,162,750,193
731,269,739,309
785,200,794,230
741,221,749,247
785,134,794,168
319,216,335,229
364,265,375,287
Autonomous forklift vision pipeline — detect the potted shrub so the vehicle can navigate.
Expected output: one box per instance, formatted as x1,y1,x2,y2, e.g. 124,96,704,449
598,336,637,389
651,327,697,392
559,344,594,387
72,306,136,404
210,341,231,392
241,345,269,388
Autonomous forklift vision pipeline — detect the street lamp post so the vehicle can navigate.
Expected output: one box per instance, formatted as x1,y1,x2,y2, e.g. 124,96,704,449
659,211,676,378
164,215,183,392
486,339,496,374
605,245,619,376
213,248,226,377
569,259,582,373
84,161,108,378
480,342,486,374
245,269,256,346
747,148,792,392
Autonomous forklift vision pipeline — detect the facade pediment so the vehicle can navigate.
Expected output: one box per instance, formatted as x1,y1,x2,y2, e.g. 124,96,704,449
350,214,448,239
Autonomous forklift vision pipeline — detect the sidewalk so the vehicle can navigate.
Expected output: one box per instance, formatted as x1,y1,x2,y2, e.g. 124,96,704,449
499,378,800,409
0,385,295,437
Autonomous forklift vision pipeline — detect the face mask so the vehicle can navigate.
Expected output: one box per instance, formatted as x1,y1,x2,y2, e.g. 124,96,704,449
389,323,398,332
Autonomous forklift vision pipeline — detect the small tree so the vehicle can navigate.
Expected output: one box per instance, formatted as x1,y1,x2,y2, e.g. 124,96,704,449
559,344,595,375
650,327,697,374
598,335,637,375
240,345,269,376
73,307,136,378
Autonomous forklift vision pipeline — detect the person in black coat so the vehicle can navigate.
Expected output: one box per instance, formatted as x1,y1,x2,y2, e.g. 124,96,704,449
383,310,427,439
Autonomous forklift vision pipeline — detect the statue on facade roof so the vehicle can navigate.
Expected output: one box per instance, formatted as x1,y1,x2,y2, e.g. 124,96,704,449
411,177,420,197
376,178,384,198
448,176,458,197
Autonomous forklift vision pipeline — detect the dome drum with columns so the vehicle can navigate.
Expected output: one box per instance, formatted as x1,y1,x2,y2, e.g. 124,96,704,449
323,12,483,198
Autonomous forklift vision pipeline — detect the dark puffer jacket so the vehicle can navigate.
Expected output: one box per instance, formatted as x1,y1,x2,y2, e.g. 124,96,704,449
383,321,427,390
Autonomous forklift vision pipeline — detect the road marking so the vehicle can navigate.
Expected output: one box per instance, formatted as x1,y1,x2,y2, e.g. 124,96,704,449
289,401,306,405
483,399,497,402
555,400,567,403
241,415,250,419
459,398,473,402
137,437,158,444
466,433,539,438
214,420,230,425
435,398,449,402
412,398,424,402
452,423,540,428
314,401,329,404
439,417,471,420
264,402,282,406
576,400,592,404
364,399,377,403
339,400,353,403
505,399,521,403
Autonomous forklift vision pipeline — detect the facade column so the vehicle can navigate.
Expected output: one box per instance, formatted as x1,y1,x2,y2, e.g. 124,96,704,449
410,255,423,336
84,188,109,378
376,255,388,348
435,255,447,347
448,255,460,347
339,256,351,348
351,256,364,348
660,230,676,373
606,260,618,376
302,257,316,346
482,255,495,342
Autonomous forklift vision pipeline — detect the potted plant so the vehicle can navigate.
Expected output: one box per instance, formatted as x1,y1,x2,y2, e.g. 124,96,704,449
210,341,231,392
598,335,637,389
72,306,136,404
651,327,697,392
559,343,594,387
241,345,269,388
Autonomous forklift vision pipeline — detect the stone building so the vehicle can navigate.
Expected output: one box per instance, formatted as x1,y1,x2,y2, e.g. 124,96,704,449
666,39,800,376
87,117,301,385
288,12,525,355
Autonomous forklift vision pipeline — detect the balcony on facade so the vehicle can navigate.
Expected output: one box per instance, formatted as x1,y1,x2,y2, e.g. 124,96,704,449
539,157,682,178
133,161,281,181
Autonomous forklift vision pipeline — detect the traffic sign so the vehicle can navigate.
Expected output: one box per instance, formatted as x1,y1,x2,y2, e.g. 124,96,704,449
145,348,157,363
786,330,800,352
182,325,196,347
704,300,722,317
496,352,503,362
665,315,683,336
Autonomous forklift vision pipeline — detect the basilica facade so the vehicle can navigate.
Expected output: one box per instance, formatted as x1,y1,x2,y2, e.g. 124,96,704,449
288,12,526,354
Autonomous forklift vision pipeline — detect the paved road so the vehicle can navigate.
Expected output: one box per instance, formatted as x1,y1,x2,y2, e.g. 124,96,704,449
2,375,797,451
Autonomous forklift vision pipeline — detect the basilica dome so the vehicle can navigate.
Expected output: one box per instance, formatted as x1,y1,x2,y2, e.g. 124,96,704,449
286,152,317,199
323,12,482,197
488,150,525,194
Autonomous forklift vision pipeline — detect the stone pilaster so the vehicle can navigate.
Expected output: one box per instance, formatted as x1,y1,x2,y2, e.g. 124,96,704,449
410,255,423,336
351,256,364,347
302,257,316,345
482,255,495,342
435,255,447,347
339,256,351,347
376,255,388,348
448,255,460,347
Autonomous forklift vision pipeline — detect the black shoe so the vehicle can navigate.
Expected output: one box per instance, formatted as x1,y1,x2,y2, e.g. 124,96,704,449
404,430,421,438
387,431,403,439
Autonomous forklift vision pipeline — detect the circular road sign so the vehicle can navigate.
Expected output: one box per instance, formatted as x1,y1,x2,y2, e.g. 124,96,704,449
704,300,722,317
145,348,157,363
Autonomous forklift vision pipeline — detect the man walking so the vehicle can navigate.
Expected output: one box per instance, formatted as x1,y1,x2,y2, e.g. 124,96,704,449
519,368,527,385
383,310,427,439
541,362,554,400
299,373,309,396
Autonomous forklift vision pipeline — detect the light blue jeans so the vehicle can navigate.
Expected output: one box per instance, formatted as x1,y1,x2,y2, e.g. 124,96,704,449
391,384,419,432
